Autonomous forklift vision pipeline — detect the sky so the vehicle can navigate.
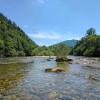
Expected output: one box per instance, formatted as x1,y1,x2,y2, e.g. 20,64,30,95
0,0,100,46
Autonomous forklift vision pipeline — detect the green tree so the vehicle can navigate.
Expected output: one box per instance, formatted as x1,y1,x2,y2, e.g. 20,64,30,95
0,12,38,57
86,28,96,35
73,28,100,57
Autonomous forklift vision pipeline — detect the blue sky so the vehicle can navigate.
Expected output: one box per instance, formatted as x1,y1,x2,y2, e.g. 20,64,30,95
0,0,100,46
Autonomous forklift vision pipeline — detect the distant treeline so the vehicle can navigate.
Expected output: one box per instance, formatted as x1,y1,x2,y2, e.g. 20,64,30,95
32,44,70,56
0,13,70,57
72,28,100,57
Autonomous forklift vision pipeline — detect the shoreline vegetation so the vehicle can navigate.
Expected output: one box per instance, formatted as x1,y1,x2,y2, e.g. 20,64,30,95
0,13,100,58
71,28,100,57
0,13,70,57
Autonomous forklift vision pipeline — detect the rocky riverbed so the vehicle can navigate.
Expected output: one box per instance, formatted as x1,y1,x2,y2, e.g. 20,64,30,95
0,56,100,100
68,56,100,68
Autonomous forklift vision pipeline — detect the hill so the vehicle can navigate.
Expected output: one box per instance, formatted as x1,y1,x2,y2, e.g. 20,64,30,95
0,13,37,57
59,39,78,47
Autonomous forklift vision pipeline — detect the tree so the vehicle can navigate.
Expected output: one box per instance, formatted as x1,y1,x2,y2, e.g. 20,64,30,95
73,28,100,57
0,12,38,57
86,28,96,35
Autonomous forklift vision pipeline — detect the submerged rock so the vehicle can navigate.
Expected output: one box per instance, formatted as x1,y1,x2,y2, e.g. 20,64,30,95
46,59,52,61
46,57,54,61
45,67,65,72
48,91,58,98
88,75,100,81
56,57,68,62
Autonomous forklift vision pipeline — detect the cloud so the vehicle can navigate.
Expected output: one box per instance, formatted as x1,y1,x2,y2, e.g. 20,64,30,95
27,31,82,46
29,31,81,40
29,32,62,40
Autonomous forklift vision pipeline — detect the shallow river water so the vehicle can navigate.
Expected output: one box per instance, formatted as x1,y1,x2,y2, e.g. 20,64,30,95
0,57,100,100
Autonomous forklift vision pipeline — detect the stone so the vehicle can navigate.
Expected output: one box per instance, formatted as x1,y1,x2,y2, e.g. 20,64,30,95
45,67,65,72
56,57,68,62
48,91,57,98
56,57,73,62
88,75,98,81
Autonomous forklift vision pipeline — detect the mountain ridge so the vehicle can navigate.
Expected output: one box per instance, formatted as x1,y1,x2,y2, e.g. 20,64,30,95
56,39,78,48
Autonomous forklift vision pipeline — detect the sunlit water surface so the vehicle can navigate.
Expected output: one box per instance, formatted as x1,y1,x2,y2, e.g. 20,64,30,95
0,57,100,100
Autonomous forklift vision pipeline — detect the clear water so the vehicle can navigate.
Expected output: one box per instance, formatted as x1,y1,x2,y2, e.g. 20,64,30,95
0,57,100,100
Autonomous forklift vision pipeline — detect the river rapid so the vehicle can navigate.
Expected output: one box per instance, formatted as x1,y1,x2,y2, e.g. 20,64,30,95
0,56,100,100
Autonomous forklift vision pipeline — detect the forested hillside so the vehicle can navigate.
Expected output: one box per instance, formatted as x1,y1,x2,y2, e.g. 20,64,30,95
59,39,78,47
1,13,99,57
72,28,100,57
0,13,70,57
0,13,37,57
32,43,70,56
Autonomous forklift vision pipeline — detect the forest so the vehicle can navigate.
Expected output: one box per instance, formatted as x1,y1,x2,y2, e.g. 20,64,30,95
0,13,38,57
0,13,100,57
72,28,100,57
0,13,70,57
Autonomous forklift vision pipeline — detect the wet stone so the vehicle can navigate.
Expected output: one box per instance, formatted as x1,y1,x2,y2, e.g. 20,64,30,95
48,91,58,99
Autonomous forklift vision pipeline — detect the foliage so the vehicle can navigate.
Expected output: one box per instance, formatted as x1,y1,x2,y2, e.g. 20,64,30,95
0,12,76,57
0,13,37,57
32,46,54,56
32,44,70,56
49,43,70,57
72,28,100,57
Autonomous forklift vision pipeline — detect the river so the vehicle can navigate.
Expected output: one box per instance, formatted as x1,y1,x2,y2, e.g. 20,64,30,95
0,56,100,100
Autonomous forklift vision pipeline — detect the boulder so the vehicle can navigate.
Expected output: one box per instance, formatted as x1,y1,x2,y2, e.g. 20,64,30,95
45,67,65,72
67,59,73,62
56,57,73,62
88,75,97,81
56,57,68,62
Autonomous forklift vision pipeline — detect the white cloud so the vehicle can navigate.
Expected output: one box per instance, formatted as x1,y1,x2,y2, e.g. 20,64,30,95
29,31,81,40
27,31,82,46
29,32,61,40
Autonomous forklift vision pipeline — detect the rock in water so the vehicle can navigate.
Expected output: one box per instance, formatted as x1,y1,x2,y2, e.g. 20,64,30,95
56,57,68,62
56,57,73,62
45,68,53,72
45,67,65,72
67,59,73,61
